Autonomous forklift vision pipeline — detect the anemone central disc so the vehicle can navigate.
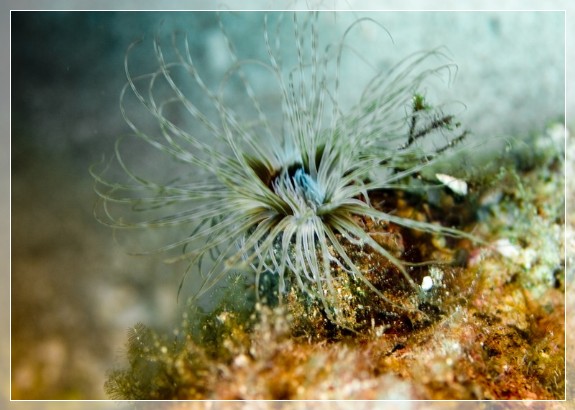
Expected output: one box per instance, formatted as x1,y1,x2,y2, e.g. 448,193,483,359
292,168,324,207
271,165,325,211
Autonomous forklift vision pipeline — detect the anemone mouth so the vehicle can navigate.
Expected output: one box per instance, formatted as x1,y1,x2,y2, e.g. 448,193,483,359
245,142,328,188
269,165,324,216
246,155,328,215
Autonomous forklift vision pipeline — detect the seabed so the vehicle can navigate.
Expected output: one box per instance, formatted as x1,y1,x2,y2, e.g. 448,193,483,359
105,123,568,402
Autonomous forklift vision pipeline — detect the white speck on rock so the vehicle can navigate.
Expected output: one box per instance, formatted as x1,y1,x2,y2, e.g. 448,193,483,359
436,173,468,196
421,275,433,291
494,238,521,259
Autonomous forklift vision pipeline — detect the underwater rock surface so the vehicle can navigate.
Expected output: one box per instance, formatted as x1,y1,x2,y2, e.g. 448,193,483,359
105,124,566,400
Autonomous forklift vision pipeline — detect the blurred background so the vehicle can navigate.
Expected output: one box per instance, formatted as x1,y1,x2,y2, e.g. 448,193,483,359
4,0,570,407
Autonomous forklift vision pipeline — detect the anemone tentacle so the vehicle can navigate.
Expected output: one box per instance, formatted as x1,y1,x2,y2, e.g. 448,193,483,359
93,12,480,326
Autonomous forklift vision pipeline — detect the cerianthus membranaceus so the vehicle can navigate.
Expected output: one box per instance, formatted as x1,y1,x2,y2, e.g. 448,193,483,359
93,12,480,326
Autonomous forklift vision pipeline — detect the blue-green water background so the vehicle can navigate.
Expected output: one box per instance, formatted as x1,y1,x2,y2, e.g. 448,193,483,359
5,3,569,407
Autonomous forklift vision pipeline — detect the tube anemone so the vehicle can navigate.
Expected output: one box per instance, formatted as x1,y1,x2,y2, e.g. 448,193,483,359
93,12,479,326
